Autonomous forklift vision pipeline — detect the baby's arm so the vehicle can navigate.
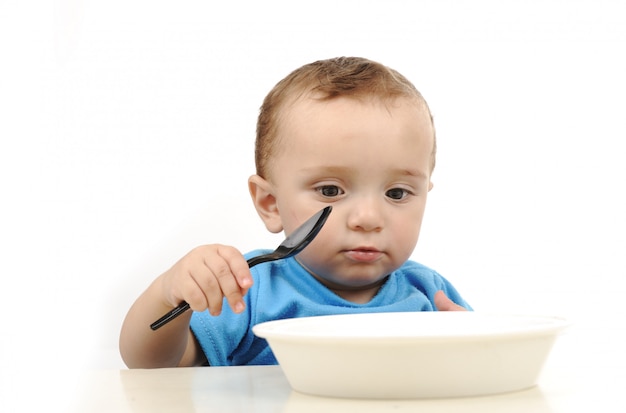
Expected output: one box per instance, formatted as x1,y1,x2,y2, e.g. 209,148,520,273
119,244,253,368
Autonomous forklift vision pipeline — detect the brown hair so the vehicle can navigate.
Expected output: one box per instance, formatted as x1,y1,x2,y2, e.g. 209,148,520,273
255,56,436,179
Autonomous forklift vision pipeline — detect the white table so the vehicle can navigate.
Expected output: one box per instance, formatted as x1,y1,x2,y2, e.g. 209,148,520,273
71,330,626,413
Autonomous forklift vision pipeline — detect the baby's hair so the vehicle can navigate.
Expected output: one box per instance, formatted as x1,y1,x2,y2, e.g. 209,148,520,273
255,56,436,179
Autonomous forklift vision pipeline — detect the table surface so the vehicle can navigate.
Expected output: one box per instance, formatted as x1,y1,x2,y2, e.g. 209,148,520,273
71,330,626,413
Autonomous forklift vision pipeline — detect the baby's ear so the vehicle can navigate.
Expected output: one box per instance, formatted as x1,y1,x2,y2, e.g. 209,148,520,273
248,175,283,233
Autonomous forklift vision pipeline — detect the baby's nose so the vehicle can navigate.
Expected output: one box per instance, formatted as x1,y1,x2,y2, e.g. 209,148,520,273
346,198,384,232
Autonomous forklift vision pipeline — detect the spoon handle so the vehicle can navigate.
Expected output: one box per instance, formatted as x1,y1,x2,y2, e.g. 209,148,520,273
150,301,191,330
245,253,278,268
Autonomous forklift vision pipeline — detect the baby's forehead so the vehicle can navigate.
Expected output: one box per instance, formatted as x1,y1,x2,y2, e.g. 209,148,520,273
283,93,429,120
278,94,433,138
276,95,434,150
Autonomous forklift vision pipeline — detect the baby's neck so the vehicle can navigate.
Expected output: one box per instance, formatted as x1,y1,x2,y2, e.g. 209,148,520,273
332,287,381,304
324,275,390,304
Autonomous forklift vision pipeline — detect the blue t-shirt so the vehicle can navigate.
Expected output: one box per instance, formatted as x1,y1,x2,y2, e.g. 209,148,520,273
190,250,470,366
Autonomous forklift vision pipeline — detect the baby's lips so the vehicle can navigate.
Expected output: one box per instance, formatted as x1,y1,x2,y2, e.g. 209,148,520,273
344,248,383,263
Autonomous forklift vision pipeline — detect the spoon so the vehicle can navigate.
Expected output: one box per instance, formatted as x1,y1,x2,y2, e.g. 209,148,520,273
150,206,332,330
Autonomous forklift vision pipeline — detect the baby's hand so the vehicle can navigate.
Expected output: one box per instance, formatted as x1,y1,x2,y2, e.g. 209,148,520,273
161,244,253,316
434,290,467,311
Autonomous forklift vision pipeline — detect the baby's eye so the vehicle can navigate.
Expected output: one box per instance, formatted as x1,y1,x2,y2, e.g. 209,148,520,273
316,185,344,198
385,188,410,200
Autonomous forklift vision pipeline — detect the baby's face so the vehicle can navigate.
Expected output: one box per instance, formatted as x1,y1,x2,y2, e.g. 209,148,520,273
268,96,434,298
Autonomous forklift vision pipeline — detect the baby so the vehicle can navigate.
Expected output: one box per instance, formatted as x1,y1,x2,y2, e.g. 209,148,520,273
120,56,471,368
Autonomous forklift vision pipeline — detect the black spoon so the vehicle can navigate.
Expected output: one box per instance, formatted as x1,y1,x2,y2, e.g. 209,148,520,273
150,206,332,330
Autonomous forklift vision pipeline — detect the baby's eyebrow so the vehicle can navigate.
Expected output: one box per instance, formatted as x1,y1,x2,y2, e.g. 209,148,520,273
395,167,428,179
301,166,353,175
300,166,428,180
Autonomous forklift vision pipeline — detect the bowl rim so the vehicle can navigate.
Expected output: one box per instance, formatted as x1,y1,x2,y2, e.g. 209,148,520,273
252,311,571,343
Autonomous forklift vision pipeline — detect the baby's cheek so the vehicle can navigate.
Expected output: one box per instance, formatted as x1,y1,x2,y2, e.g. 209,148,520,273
391,226,421,258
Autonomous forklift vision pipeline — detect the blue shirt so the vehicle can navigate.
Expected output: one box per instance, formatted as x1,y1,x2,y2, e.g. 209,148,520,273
190,250,471,366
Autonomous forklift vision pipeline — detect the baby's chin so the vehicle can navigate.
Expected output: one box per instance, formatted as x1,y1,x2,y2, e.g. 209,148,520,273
296,255,398,289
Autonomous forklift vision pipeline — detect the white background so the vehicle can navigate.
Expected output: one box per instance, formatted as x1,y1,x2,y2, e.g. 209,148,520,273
1,0,625,411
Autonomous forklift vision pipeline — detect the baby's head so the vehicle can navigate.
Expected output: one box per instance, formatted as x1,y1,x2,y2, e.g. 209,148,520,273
255,56,436,181
249,57,438,301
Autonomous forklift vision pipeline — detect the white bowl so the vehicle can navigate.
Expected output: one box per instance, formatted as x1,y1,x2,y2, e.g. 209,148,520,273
252,312,569,399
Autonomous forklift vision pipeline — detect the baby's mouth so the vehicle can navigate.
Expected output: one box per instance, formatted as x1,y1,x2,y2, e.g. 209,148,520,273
344,248,383,263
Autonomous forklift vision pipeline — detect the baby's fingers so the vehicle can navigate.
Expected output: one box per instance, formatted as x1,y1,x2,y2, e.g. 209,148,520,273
434,290,467,312
208,246,253,315
219,247,254,294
